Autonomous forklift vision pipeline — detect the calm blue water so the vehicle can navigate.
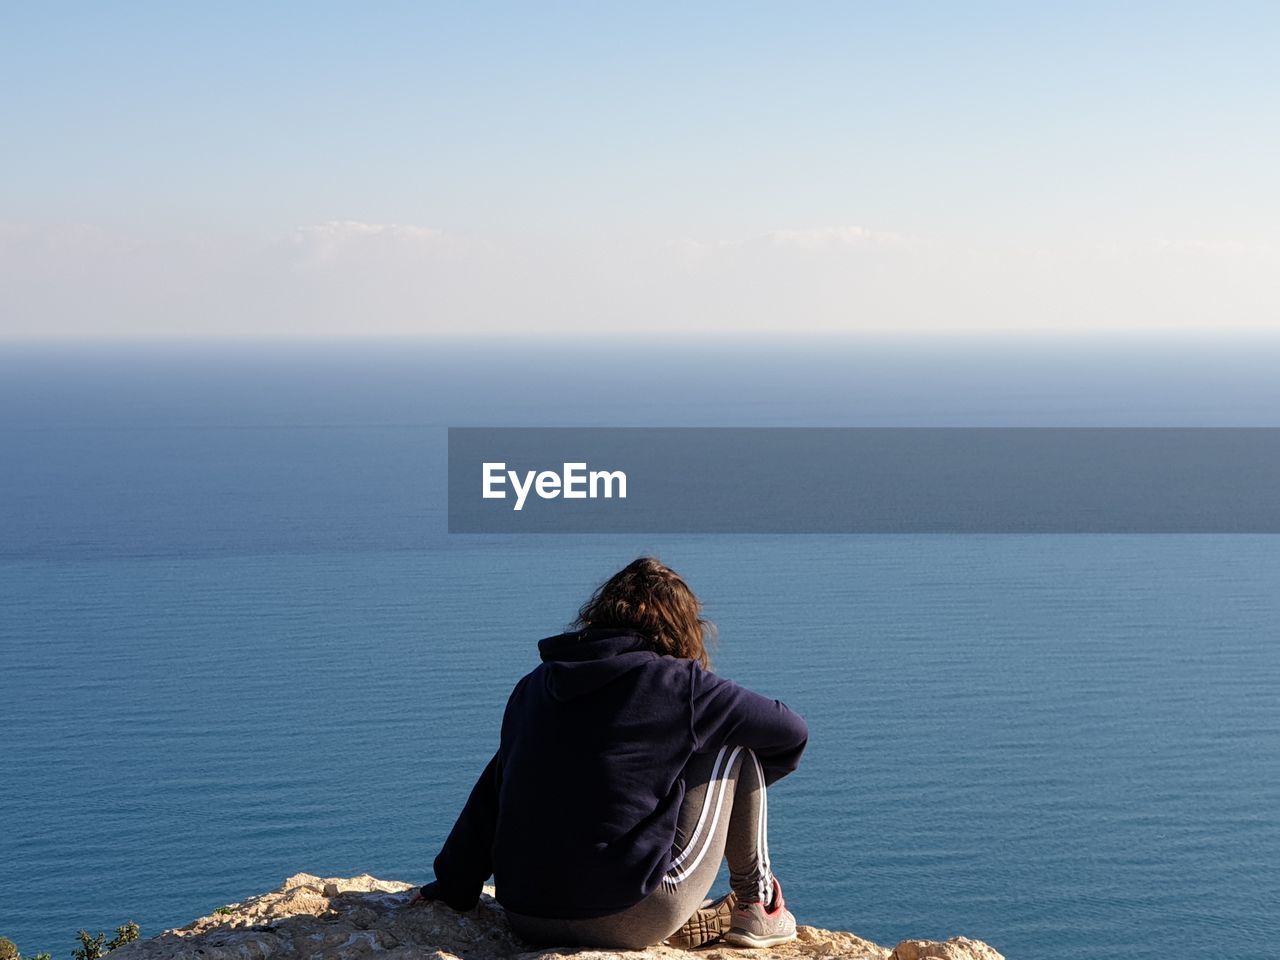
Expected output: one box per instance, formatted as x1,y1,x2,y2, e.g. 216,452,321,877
2,339,1279,960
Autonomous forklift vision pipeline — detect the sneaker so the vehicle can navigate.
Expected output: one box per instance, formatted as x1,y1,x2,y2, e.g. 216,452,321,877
666,891,737,949
722,878,797,948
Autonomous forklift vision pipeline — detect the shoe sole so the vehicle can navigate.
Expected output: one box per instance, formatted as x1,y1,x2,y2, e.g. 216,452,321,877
722,930,798,948
665,894,738,949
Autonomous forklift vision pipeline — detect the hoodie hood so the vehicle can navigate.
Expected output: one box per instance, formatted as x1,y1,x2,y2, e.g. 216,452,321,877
536,628,659,702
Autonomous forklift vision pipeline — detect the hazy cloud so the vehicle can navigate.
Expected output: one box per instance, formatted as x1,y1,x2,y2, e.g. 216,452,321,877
1151,237,1280,262
670,224,907,261
2,219,1279,337
764,225,907,249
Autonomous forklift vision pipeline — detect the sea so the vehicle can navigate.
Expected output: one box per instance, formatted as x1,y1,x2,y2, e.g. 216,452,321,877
1,337,1278,960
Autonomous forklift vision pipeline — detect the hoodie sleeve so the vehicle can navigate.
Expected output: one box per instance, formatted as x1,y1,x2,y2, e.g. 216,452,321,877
431,750,500,910
688,665,808,785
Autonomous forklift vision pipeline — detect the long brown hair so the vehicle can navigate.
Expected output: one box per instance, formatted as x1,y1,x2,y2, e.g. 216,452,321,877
574,557,715,669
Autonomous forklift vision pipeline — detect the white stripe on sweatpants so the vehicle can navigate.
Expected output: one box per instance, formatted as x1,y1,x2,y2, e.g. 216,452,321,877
665,745,743,885
668,745,732,874
751,749,773,902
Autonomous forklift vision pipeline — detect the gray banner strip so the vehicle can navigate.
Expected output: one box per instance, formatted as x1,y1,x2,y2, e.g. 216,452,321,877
447,428,1280,533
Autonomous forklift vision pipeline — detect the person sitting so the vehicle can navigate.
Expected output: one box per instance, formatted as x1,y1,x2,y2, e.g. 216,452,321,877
412,557,808,949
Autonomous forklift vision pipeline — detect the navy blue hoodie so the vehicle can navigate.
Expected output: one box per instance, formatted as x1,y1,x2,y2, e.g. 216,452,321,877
431,627,808,918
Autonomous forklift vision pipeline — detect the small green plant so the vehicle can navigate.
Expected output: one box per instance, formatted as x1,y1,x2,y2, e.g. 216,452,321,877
69,920,139,960
106,925,138,952
212,907,233,916
0,937,51,960
72,931,106,960
2,922,136,960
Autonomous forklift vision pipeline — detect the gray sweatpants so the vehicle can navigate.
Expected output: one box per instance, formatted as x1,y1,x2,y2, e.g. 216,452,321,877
506,746,775,949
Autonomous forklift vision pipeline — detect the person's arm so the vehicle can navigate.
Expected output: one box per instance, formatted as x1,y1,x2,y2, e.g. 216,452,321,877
688,665,808,784
423,750,501,911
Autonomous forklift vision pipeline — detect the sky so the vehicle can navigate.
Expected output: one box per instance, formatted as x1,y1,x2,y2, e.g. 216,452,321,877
2,1,1278,338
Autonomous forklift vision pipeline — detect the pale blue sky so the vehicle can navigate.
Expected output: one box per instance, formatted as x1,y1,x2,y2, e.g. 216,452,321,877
2,2,1278,336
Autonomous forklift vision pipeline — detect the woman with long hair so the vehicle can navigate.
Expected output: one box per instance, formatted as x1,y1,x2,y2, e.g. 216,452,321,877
411,557,808,949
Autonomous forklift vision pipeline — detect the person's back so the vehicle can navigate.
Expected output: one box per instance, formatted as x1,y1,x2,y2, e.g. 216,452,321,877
495,628,699,917
415,558,808,949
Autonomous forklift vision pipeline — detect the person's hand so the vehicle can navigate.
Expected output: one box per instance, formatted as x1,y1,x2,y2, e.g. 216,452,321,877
406,880,445,907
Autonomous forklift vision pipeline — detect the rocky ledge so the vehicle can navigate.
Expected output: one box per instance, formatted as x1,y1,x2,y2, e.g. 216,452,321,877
109,874,1003,960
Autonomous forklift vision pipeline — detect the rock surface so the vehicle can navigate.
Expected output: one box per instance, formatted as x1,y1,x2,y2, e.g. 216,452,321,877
110,874,1003,960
